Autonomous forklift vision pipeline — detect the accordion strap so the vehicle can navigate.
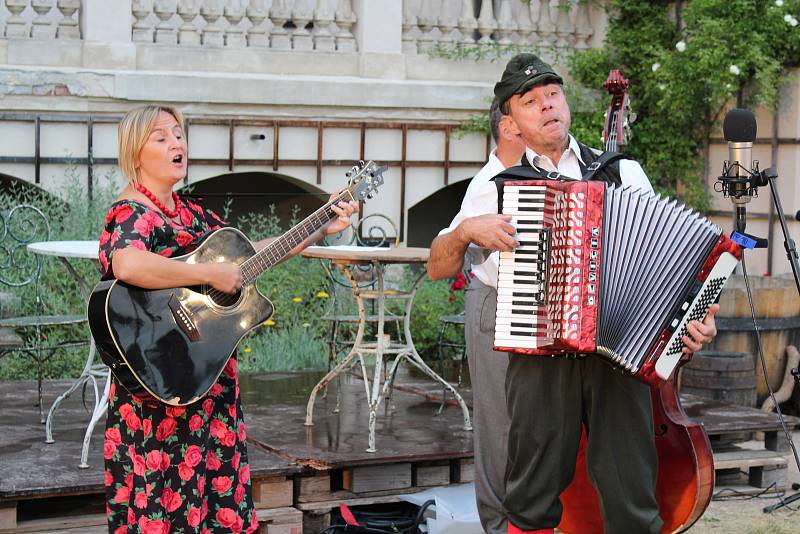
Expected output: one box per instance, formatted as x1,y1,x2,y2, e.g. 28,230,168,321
580,149,632,185
497,145,633,185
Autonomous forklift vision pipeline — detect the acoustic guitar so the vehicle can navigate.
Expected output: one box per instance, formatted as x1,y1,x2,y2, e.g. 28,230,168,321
88,161,385,406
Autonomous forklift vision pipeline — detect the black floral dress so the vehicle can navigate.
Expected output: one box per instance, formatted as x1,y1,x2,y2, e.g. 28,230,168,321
99,197,258,534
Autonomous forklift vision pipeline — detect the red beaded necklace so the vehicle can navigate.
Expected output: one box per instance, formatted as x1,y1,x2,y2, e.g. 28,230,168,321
136,183,181,219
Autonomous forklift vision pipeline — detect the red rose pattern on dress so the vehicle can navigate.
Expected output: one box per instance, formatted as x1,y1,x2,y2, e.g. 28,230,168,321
99,197,258,533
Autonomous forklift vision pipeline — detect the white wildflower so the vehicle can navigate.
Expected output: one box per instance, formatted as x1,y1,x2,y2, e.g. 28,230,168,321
652,62,660,72
785,13,793,22
658,84,666,91
775,0,784,7
729,64,741,75
675,40,686,52
790,16,798,26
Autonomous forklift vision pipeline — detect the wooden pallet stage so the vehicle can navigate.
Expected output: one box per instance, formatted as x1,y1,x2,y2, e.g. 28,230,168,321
683,394,800,494
0,371,473,533
2,371,799,532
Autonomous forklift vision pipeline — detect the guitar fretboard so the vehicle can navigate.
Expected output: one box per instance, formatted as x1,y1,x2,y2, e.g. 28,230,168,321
239,189,354,285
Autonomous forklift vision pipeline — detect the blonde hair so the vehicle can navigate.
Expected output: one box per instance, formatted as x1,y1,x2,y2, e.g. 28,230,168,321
117,104,185,185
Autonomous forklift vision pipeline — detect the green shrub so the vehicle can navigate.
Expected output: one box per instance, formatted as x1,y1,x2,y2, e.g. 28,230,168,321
405,269,466,360
0,167,122,380
0,175,339,379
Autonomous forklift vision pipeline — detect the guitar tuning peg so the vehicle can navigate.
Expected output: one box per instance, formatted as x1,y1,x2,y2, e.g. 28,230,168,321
345,171,352,178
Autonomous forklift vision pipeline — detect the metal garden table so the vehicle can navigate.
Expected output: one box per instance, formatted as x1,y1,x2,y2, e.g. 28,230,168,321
301,245,472,452
27,240,106,469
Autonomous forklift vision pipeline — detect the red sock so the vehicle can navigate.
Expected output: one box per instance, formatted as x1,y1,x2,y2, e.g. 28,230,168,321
508,523,554,534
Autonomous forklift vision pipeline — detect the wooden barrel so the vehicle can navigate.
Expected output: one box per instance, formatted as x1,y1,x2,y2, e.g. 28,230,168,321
679,351,757,407
707,275,800,399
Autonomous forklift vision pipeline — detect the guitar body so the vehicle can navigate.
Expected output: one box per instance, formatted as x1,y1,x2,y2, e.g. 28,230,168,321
88,227,274,405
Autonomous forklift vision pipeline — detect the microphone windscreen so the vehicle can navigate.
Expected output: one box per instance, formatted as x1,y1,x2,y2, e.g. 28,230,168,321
723,108,757,142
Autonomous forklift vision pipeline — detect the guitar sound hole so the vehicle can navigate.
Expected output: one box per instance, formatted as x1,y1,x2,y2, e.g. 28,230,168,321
209,289,241,308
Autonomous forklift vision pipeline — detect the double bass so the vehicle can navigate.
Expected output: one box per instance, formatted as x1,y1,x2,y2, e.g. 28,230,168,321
557,70,715,534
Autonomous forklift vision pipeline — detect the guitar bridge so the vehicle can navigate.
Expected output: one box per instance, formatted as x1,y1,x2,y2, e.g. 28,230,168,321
168,294,200,342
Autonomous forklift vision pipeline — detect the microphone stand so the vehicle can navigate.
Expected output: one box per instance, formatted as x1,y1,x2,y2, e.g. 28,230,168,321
762,168,800,296
720,164,800,513
755,167,800,513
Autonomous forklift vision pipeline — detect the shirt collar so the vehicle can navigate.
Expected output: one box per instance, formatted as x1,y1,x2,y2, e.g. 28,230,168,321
524,134,583,168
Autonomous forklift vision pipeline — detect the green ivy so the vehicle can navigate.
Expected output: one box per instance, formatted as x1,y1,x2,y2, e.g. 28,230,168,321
446,0,800,211
571,0,800,209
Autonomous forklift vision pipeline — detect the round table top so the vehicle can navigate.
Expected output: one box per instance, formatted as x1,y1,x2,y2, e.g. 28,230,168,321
301,245,430,264
27,240,100,260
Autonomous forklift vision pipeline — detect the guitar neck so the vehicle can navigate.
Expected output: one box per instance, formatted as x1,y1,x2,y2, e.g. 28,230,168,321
240,189,354,284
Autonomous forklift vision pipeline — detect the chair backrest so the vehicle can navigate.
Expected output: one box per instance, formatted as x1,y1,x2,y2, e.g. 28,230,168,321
353,213,400,248
323,213,399,249
319,213,400,311
0,205,50,316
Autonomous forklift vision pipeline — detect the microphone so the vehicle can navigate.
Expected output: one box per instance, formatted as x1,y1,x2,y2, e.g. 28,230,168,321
722,108,757,204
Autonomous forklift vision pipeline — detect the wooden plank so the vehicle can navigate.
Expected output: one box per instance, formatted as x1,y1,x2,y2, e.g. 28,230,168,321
252,476,294,509
413,462,450,488
0,509,104,534
296,473,332,504
257,506,302,534
713,448,789,490
342,463,411,493
5,507,301,534
713,449,788,470
0,501,16,531
296,491,424,512
458,458,475,483
749,464,787,489
764,430,791,452
8,525,106,534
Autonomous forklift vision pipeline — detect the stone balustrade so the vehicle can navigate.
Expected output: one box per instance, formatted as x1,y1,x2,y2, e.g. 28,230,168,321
403,0,594,55
0,0,357,50
1,1,595,55
131,0,357,51
1,0,81,39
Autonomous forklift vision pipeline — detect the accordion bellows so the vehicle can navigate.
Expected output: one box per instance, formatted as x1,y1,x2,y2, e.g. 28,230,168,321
493,180,742,384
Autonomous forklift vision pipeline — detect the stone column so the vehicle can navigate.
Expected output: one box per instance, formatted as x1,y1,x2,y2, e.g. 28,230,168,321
353,0,404,79
81,0,136,69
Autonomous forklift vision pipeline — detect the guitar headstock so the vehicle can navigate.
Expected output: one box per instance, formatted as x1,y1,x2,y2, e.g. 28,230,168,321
346,160,386,201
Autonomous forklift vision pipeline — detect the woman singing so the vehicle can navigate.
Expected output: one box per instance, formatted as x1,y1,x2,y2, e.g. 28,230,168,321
99,104,357,533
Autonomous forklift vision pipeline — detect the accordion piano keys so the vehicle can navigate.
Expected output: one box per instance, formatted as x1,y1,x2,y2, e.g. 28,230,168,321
493,180,743,386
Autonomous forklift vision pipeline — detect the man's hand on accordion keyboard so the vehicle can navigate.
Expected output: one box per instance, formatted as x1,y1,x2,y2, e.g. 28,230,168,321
456,214,518,252
681,303,719,354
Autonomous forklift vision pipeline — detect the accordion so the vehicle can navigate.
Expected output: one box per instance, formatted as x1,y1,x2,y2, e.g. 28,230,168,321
493,179,742,384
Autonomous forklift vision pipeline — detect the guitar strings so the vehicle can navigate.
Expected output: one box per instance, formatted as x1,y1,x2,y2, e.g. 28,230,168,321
203,188,356,304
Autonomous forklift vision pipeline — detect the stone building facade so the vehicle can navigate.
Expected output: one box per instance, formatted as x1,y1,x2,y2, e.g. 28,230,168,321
0,0,796,275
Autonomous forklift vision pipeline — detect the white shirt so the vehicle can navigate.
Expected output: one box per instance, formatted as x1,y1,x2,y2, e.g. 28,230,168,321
440,136,653,288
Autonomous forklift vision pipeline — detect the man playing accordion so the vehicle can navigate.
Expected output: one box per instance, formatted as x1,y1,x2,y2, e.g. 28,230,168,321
428,54,719,534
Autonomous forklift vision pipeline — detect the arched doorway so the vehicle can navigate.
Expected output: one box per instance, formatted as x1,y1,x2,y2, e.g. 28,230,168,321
183,172,328,229
406,180,470,248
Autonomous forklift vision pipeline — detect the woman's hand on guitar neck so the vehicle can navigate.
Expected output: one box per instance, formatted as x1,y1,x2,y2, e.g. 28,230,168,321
323,193,359,236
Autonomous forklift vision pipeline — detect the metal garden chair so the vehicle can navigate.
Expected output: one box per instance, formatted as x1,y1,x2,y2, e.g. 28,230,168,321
0,205,88,423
